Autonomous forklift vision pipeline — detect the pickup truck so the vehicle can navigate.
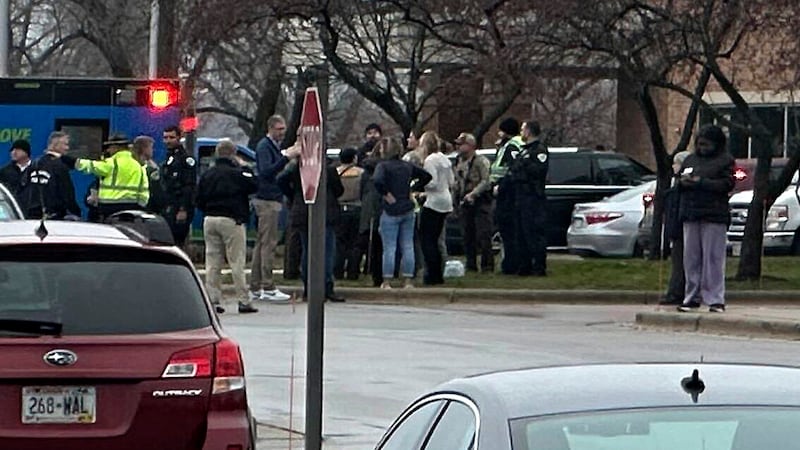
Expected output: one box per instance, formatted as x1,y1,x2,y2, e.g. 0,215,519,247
728,178,800,256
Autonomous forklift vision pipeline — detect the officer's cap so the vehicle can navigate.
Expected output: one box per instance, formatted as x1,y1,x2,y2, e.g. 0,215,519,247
103,133,131,148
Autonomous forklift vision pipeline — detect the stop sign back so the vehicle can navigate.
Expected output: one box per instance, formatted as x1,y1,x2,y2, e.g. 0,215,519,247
299,87,323,204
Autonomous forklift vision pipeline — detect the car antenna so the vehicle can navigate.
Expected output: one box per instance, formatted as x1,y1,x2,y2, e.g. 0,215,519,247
681,369,706,403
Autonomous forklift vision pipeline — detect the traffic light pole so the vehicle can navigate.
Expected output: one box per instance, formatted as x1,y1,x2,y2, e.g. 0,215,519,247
305,156,327,450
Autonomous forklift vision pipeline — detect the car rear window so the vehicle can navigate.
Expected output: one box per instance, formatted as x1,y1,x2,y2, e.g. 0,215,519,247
0,245,211,335
511,407,800,450
0,200,18,219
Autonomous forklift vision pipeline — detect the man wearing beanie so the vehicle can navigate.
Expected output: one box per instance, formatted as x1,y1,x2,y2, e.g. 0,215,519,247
492,117,525,275
0,139,32,197
357,123,383,165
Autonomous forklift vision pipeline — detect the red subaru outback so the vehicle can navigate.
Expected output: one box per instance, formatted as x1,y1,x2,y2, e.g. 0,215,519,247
0,218,256,450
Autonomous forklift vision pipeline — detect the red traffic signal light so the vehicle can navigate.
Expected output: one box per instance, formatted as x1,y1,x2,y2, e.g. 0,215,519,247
149,87,177,109
180,116,199,132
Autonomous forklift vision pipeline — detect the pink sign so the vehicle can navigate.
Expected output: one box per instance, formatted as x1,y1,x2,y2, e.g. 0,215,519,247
299,87,323,204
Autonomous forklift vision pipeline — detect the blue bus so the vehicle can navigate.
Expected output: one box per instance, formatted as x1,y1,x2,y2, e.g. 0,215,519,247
0,77,182,218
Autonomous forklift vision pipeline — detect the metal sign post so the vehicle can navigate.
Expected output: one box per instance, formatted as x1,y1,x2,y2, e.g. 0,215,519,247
299,87,325,450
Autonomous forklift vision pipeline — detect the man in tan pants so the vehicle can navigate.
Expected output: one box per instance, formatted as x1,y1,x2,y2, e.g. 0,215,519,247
197,139,259,314
250,115,301,303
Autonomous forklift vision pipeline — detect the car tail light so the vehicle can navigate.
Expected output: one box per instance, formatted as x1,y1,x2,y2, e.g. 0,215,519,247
162,339,246,394
149,86,178,109
162,345,213,378
212,338,246,394
733,167,748,181
585,212,623,225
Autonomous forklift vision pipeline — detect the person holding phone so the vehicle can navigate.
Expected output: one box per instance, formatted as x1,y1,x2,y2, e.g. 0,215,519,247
676,125,735,313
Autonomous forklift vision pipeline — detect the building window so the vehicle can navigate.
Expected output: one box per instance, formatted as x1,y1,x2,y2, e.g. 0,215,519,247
700,104,794,158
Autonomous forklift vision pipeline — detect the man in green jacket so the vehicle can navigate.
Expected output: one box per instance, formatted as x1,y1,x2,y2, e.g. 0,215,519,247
61,133,149,221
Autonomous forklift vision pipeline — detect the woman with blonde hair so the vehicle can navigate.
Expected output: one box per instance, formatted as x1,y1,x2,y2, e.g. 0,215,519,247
418,131,454,285
373,136,432,289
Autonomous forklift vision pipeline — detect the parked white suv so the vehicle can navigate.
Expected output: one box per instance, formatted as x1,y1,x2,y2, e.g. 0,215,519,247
728,176,800,255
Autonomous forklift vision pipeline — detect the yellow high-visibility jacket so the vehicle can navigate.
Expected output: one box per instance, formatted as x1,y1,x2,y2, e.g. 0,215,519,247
76,150,149,206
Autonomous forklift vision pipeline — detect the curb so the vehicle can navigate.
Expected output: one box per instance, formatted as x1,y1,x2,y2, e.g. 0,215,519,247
219,285,800,305
636,311,800,340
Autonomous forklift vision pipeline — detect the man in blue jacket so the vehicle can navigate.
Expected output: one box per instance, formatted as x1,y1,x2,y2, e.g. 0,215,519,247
250,115,301,303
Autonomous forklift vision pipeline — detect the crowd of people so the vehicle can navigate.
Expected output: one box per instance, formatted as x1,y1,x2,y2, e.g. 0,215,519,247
0,116,736,314
0,115,554,312
277,116,552,298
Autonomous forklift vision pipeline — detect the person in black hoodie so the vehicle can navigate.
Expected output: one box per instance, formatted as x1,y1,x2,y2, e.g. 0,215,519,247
277,156,345,302
677,125,734,313
19,131,81,220
373,137,432,289
196,139,259,314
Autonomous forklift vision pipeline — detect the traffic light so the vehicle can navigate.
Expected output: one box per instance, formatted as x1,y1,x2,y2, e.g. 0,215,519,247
149,86,178,109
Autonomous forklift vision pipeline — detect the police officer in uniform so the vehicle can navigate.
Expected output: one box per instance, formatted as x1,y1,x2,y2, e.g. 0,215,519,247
61,133,149,221
491,117,525,275
161,125,197,246
508,120,549,276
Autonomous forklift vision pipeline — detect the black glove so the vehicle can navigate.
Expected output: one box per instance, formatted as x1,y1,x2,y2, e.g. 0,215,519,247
60,154,77,169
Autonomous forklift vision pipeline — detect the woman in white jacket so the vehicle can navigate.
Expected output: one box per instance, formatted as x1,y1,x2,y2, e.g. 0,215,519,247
418,131,454,285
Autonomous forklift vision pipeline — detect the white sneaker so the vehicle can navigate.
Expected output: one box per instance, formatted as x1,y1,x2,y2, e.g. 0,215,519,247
248,291,261,303
260,289,291,303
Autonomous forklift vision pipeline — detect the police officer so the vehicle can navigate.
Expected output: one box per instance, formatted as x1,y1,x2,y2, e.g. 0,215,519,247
161,125,197,246
196,139,259,314
492,117,524,275
509,120,549,276
61,133,149,221
19,131,81,220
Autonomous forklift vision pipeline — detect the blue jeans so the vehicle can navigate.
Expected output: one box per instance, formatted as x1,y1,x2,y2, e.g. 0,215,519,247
380,211,416,279
300,226,336,296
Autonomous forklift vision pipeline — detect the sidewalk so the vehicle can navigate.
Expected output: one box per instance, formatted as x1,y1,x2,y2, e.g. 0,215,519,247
636,305,800,340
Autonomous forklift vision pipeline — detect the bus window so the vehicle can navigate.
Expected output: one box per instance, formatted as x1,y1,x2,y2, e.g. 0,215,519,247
56,119,108,161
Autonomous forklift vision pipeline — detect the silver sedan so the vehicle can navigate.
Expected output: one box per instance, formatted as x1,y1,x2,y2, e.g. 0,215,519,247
567,181,656,257
374,363,800,450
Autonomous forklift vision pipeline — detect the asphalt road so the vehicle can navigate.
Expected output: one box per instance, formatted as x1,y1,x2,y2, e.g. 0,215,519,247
220,302,800,450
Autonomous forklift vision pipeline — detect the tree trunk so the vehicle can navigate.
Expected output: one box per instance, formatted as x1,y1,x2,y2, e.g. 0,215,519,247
735,134,773,280
247,45,284,148
283,68,316,148
636,85,671,259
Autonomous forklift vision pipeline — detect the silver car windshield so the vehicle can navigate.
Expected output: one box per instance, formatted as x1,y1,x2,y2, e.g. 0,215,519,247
511,407,800,450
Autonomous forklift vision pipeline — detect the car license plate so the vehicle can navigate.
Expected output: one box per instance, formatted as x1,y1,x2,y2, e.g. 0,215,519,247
731,242,742,257
22,386,96,424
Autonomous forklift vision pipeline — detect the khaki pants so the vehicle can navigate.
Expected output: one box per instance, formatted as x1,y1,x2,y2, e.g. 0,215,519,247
204,216,249,305
250,199,282,291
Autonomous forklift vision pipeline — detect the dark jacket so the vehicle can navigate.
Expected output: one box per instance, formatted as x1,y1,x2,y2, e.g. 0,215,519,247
509,140,548,198
678,150,735,224
373,158,432,217
145,162,168,214
18,153,80,219
196,157,258,224
663,179,682,240
359,156,383,232
255,136,290,201
161,146,197,211
277,160,344,229
0,161,27,197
